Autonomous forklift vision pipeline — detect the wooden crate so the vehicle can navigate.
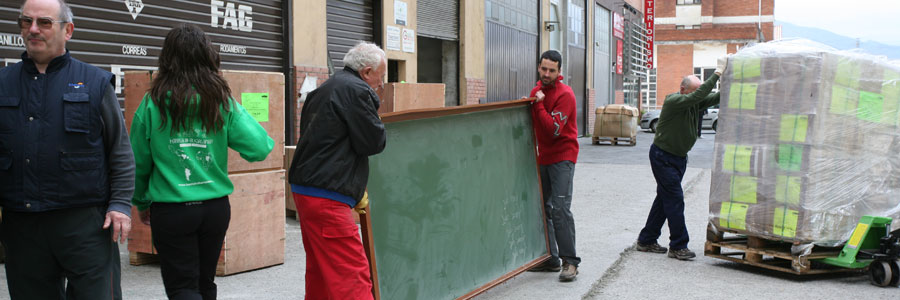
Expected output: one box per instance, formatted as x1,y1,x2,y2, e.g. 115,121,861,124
376,82,445,114
704,226,851,275
123,70,285,174
128,170,286,276
284,146,298,220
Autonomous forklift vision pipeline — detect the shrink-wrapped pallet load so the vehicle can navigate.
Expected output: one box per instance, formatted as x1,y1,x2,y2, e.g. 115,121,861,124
709,39,900,247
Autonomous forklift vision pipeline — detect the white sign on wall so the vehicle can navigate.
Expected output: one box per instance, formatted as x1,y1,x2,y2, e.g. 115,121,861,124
402,28,415,53
124,0,144,20
211,0,253,32
394,0,408,26
0,33,25,48
386,26,402,51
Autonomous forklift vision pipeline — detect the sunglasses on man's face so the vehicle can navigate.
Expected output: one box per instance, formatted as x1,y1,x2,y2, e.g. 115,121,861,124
17,16,67,30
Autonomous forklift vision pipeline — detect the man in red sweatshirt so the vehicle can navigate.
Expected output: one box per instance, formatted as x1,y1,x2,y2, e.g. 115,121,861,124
526,50,581,282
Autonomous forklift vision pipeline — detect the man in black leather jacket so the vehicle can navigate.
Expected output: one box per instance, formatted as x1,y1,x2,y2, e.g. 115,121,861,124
287,41,386,300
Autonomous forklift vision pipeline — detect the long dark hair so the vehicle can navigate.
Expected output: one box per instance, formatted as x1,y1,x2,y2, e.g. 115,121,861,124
150,24,231,134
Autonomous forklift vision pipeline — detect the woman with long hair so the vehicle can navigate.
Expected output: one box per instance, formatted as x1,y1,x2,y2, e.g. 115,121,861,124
130,24,274,300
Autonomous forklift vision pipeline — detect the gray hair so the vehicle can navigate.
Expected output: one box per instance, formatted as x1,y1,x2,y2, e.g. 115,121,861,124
20,0,74,23
342,41,386,72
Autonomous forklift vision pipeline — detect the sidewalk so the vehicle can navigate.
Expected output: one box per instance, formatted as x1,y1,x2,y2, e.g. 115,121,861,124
0,134,710,300
474,152,708,299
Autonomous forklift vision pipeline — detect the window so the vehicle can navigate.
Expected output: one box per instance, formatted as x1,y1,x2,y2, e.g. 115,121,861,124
643,69,658,109
694,67,720,92
676,25,685,30
676,0,701,5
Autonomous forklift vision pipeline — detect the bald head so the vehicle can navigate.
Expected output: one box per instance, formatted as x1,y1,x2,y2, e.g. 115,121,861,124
680,75,701,95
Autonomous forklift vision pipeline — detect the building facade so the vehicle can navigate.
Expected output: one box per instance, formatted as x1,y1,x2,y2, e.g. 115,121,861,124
0,0,655,139
648,0,775,110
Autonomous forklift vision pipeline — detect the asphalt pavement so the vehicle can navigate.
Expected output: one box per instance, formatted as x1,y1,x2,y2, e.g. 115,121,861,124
0,129,896,299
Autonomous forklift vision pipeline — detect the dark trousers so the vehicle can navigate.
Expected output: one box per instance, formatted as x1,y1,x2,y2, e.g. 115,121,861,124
1,206,122,300
638,144,690,250
151,197,230,300
540,160,580,266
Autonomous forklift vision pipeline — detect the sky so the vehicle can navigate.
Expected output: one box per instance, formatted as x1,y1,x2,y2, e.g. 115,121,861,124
775,0,900,47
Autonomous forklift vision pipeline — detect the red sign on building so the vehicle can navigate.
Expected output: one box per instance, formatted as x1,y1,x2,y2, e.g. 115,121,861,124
616,39,624,74
613,12,624,40
645,0,655,69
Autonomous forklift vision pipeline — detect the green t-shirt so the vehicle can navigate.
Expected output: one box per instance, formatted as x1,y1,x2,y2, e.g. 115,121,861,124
130,93,274,211
653,73,721,157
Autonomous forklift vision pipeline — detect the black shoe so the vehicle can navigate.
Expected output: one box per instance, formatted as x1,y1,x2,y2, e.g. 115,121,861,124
528,260,561,272
635,242,668,254
668,248,696,260
558,262,578,282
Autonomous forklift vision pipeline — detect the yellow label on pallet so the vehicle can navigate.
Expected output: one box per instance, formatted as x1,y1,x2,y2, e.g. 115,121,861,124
730,175,758,204
719,202,749,230
729,83,758,110
723,144,752,173
847,223,869,249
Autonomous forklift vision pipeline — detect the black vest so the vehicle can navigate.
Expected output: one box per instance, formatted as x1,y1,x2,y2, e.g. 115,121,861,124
0,51,114,212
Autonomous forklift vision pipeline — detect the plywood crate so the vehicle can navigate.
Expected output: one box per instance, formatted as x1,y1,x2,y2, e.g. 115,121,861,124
284,145,297,219
123,70,285,174
127,170,286,276
376,82,445,113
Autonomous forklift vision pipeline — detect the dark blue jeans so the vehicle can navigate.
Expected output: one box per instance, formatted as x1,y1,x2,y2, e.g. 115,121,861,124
638,144,690,250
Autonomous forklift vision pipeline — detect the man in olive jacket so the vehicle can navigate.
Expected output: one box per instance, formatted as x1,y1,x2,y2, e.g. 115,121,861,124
635,56,727,260
287,42,386,300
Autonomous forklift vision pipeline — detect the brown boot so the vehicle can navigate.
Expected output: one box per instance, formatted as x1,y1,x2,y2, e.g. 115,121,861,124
558,262,578,282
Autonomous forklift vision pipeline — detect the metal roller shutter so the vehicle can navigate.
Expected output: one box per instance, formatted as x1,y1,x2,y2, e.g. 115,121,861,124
0,0,287,94
326,0,375,71
417,0,458,40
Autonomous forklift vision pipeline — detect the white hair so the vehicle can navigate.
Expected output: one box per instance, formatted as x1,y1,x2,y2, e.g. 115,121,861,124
20,0,74,23
342,41,386,72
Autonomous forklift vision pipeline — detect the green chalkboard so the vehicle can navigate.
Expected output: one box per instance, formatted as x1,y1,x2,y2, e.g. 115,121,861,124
363,100,549,300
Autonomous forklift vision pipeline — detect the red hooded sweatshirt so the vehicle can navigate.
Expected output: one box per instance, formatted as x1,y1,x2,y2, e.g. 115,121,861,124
529,76,579,165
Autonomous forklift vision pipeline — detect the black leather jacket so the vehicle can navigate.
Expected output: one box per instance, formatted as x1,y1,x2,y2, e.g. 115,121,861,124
288,67,386,202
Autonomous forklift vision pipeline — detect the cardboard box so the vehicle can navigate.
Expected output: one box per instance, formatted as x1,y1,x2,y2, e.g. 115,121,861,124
592,104,639,138
123,70,285,174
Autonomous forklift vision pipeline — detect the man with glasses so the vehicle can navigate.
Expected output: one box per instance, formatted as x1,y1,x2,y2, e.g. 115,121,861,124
0,0,134,299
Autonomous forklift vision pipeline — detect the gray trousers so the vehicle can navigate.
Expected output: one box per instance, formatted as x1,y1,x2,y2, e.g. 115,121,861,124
540,160,580,266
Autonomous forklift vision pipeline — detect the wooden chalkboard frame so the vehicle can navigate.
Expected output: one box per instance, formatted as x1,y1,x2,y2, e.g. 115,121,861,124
360,98,551,300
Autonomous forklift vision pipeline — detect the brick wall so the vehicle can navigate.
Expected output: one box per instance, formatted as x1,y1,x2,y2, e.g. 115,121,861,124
587,88,597,135
465,78,486,105
294,65,330,142
656,44,694,107
713,0,773,17
657,0,676,18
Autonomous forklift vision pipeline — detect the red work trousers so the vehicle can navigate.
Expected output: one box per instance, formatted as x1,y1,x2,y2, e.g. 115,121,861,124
293,193,374,300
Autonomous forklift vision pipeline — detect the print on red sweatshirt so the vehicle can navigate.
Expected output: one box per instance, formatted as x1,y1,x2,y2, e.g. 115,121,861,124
529,75,580,165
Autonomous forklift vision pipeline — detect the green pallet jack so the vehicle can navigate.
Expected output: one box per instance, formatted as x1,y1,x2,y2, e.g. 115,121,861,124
818,216,900,287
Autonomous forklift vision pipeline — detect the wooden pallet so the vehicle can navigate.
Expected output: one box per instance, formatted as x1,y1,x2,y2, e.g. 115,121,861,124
592,136,636,146
705,228,852,275
130,252,159,266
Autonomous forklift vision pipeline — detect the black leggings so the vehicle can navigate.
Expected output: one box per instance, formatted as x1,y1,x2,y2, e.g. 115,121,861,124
150,196,230,300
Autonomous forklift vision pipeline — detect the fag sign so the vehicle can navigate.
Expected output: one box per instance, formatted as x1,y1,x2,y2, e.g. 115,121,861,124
645,0,655,69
